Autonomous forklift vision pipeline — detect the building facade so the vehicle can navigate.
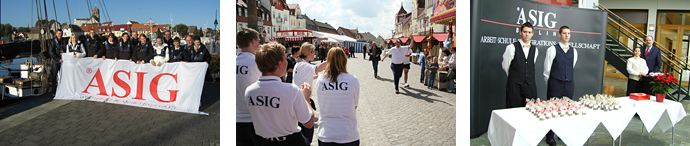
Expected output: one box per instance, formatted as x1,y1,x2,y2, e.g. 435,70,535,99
288,4,306,29
271,0,290,39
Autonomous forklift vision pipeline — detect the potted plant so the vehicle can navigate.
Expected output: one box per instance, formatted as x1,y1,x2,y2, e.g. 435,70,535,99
649,73,678,102
209,53,220,82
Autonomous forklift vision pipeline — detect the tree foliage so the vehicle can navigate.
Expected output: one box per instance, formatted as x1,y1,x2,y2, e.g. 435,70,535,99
0,24,14,38
172,24,189,38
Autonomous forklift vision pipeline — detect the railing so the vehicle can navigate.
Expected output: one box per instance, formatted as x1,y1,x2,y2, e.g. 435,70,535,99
599,4,690,101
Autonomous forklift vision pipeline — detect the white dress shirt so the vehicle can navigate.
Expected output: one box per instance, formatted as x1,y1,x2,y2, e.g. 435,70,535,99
502,39,539,76
543,42,578,83
236,52,262,123
627,56,648,81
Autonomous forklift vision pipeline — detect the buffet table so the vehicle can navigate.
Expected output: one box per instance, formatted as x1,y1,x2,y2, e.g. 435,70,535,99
488,97,686,146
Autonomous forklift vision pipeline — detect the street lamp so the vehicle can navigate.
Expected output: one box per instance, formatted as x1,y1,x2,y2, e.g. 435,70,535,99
213,10,218,54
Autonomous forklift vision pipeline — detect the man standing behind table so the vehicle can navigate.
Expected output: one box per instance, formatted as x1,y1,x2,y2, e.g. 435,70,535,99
543,25,578,146
640,35,662,95
235,28,263,146
502,22,538,108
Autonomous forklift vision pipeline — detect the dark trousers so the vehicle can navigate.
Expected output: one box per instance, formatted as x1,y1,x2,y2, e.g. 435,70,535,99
237,122,262,146
318,140,360,146
363,52,366,59
639,76,654,95
626,79,644,95
545,78,574,143
505,82,537,108
351,51,355,57
320,54,325,63
420,68,426,83
299,123,314,145
391,63,404,90
372,61,379,76
50,61,61,86
546,78,575,99
259,132,309,146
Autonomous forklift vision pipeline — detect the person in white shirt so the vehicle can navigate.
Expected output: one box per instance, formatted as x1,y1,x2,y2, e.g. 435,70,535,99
381,39,414,94
246,42,315,146
401,41,413,88
626,47,649,95
501,22,538,108
150,37,170,66
543,25,578,146
235,28,263,146
291,42,327,144
315,47,360,146
65,34,86,58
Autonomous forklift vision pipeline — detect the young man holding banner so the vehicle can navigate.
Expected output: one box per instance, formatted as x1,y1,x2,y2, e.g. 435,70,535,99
236,28,263,146
501,22,538,109
543,26,578,146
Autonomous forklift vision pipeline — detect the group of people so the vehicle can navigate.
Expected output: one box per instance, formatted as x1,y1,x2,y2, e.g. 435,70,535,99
502,22,663,146
418,46,456,92
237,27,361,146
48,29,211,86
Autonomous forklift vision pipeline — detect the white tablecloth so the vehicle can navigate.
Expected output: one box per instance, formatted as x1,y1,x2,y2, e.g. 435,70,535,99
626,97,687,133
487,97,686,146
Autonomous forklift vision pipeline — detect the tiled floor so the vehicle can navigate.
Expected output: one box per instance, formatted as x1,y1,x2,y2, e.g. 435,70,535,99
470,76,690,146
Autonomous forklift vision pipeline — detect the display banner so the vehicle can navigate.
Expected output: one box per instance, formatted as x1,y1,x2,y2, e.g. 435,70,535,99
470,0,607,137
54,54,208,114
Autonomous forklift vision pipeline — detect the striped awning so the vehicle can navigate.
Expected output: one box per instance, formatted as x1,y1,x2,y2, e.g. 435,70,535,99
286,37,303,41
430,8,456,24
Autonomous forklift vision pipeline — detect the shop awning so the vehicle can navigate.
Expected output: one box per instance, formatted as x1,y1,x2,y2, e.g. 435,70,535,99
399,37,409,43
432,33,450,41
412,36,427,42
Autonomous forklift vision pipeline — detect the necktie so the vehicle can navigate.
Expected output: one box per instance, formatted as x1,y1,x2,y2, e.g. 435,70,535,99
523,45,531,48
646,48,650,56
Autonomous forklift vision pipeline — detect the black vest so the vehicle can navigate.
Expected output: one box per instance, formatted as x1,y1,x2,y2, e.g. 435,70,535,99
508,42,536,85
550,45,574,82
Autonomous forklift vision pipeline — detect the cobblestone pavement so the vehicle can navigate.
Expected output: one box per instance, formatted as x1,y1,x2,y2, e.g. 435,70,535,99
0,82,220,146
307,56,456,146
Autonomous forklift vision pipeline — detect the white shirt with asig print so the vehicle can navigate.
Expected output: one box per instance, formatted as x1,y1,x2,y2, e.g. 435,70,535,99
236,52,262,123
292,60,317,88
246,76,313,138
315,73,360,143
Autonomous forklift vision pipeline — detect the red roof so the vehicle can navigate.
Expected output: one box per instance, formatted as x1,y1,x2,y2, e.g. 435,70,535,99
412,36,426,42
432,33,450,42
399,37,409,43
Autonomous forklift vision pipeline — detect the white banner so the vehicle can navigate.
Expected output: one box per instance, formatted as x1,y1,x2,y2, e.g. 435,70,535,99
55,54,208,114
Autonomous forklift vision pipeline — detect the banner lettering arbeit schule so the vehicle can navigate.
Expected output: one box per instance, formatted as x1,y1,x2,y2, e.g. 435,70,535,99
55,54,208,114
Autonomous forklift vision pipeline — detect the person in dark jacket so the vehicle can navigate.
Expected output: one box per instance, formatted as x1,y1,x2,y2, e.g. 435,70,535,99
49,29,68,86
85,30,103,58
131,31,139,45
132,34,154,64
369,42,382,78
168,37,189,62
117,33,134,61
189,36,210,63
101,33,118,59
163,31,174,46
285,47,299,83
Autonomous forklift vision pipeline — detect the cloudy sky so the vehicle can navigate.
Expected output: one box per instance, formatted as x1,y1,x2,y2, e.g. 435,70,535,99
287,0,415,39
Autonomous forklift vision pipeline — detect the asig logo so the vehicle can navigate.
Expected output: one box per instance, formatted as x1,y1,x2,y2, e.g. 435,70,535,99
515,7,557,29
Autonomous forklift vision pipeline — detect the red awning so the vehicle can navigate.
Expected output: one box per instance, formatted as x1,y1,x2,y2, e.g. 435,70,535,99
385,39,389,43
432,33,450,42
412,36,427,42
399,37,409,43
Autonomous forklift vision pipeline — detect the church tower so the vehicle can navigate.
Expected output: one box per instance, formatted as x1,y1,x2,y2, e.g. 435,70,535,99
92,7,100,22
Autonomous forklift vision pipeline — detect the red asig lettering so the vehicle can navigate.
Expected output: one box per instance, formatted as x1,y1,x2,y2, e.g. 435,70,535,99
81,69,179,102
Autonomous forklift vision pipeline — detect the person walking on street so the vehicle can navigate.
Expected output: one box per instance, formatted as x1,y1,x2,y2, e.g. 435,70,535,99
370,43,382,78
381,39,413,94
349,44,355,58
362,44,367,60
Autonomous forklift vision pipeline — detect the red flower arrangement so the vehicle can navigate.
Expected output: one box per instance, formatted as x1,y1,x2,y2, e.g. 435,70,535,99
650,73,678,95
209,53,220,74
